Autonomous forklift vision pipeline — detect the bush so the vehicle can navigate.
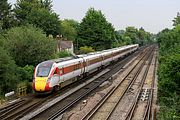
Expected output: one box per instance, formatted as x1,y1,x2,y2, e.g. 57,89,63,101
17,65,34,82
157,25,180,119
57,50,72,58
79,46,95,54
0,47,19,96
4,25,56,67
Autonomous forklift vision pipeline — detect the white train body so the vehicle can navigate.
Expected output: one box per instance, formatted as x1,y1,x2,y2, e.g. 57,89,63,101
32,44,139,92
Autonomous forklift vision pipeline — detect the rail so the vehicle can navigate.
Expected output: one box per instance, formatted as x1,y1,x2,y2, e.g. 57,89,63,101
81,46,154,120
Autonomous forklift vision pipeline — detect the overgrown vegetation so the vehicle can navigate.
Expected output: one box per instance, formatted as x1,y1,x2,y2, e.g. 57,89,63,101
14,0,60,36
0,25,56,97
4,25,56,66
60,19,79,41
77,8,116,50
157,13,180,119
0,47,19,96
57,50,72,58
79,46,95,54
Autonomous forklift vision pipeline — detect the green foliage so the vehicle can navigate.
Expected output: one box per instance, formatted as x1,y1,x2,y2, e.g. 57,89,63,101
60,19,79,40
0,0,16,30
26,8,60,36
123,26,152,46
77,8,116,50
40,0,53,11
14,0,39,22
4,25,56,66
0,0,11,20
158,54,180,96
14,0,60,36
157,92,180,120
173,12,180,26
57,50,71,58
124,26,139,44
0,0,60,97
17,65,34,82
157,25,180,56
79,46,95,54
157,24,180,119
115,27,153,46
111,31,126,47
0,47,19,96
122,36,132,45
137,27,151,45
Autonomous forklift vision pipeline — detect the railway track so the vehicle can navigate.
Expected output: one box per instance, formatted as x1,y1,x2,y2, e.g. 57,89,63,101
0,99,27,116
124,48,155,120
80,46,155,120
21,47,147,120
0,75,99,120
0,95,55,120
127,47,157,120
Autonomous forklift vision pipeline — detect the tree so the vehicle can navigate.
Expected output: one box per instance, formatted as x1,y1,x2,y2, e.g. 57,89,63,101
57,50,71,58
122,26,152,46
0,47,19,96
173,12,180,26
14,0,60,36
124,26,139,44
60,19,79,40
114,30,129,46
0,0,16,30
157,24,180,119
14,0,39,24
26,8,60,36
137,27,152,45
40,0,53,11
79,46,95,54
157,25,180,56
4,25,56,66
77,8,116,50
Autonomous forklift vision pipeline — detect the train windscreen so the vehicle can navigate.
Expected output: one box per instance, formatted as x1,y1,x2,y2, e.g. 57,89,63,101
36,61,54,77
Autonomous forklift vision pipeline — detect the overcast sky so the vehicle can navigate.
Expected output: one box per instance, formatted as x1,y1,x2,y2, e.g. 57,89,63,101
8,0,180,33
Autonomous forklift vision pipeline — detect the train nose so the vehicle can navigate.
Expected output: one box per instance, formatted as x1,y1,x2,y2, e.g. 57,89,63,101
34,77,48,92
35,81,46,91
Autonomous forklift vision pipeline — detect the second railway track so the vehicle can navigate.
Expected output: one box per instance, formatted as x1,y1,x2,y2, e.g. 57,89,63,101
80,46,155,120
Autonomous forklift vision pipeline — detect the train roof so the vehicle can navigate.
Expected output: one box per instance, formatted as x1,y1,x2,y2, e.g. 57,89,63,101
52,56,77,63
40,44,139,64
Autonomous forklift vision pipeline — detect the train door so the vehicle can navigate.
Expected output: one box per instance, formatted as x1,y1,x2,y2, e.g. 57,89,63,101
51,67,60,86
80,60,84,74
84,58,89,73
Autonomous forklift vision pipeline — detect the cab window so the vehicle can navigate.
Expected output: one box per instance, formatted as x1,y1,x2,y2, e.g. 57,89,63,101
36,67,51,77
36,61,54,77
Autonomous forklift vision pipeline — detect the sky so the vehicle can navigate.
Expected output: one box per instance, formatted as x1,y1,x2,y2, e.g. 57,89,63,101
8,0,180,34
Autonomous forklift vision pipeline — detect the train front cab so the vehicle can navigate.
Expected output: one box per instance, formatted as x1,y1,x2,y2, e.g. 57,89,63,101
32,61,55,93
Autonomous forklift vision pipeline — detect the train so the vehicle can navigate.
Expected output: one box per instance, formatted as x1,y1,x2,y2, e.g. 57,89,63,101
32,44,139,93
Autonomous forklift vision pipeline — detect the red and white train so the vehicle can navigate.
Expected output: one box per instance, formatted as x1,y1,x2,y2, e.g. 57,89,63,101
32,44,139,93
